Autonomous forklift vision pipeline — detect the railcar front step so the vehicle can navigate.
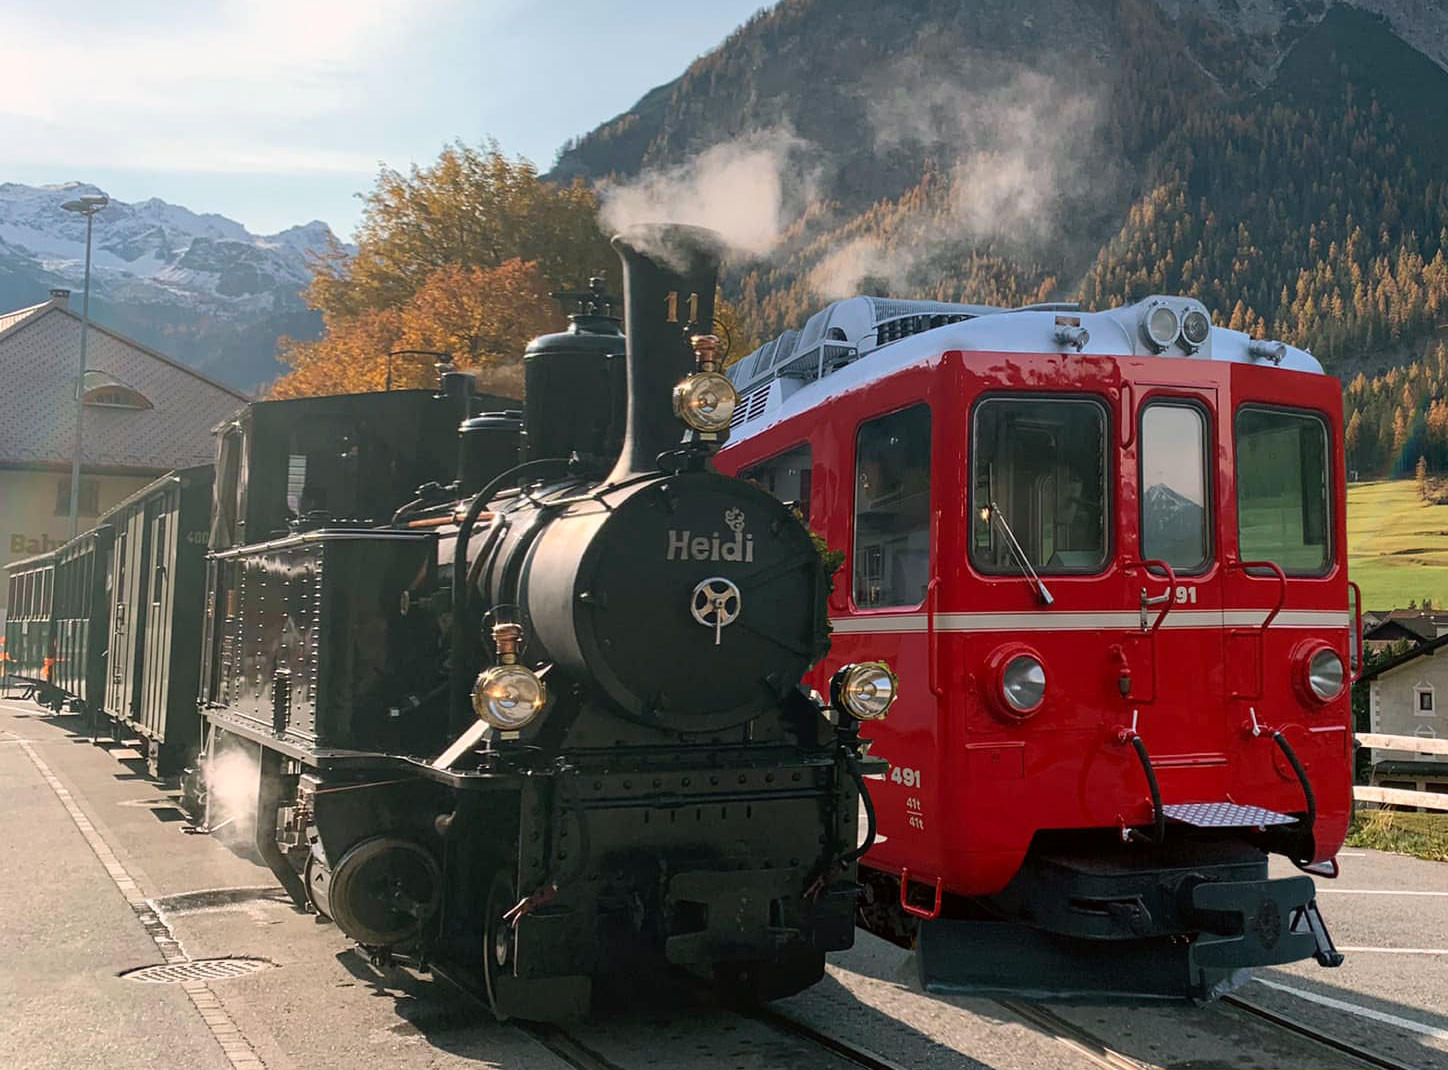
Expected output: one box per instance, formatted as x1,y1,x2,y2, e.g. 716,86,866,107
1163,802,1295,828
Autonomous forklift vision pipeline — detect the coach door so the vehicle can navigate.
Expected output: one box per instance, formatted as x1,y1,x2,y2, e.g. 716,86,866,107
137,490,177,739
1129,392,1228,772
106,518,139,716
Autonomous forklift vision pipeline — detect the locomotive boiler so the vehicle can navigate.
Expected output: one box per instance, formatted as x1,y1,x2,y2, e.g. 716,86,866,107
195,224,891,1021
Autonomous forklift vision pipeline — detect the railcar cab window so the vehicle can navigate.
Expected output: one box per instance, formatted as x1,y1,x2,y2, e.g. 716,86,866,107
1140,403,1211,572
742,444,813,523
1235,407,1330,575
854,405,931,608
971,397,1108,573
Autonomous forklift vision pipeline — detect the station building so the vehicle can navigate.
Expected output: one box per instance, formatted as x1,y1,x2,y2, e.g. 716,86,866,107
1362,634,1448,799
0,289,247,621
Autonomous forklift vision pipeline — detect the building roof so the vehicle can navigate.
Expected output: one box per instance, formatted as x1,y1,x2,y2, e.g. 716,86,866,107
0,295,248,471
1364,609,1448,644
1361,631,1448,682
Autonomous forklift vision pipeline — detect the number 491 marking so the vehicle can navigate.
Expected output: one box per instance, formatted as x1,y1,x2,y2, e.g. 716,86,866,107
890,766,921,789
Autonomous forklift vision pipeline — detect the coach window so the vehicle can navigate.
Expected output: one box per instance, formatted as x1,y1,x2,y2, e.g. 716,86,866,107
1235,407,1330,575
972,397,1108,573
742,444,813,523
854,405,932,608
1140,403,1211,571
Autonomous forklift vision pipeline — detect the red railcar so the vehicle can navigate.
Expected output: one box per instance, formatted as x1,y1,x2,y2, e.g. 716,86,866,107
717,293,1356,1001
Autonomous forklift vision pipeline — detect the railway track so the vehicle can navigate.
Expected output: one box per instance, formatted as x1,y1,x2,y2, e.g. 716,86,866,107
1221,993,1425,1070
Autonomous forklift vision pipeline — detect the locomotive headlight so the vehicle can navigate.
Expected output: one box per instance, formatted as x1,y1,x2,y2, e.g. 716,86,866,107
1001,654,1047,713
672,371,738,433
1307,648,1345,702
830,661,898,721
472,665,547,730
1181,308,1211,349
1141,302,1181,352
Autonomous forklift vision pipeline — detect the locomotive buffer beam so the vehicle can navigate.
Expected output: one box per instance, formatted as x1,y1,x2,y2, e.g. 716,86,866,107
916,870,1341,1003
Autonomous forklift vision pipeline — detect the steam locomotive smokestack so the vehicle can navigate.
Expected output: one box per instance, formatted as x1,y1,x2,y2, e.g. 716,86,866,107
608,224,725,484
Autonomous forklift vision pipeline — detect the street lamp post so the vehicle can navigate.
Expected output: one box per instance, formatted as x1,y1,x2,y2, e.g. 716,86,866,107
59,194,109,538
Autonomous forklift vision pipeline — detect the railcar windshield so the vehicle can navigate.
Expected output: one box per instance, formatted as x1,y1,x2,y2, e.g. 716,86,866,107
971,397,1109,574
1140,402,1211,572
1235,407,1330,575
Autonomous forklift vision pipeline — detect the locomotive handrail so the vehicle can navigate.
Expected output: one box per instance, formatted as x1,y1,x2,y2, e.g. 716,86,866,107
1132,559,1177,633
926,577,943,698
1233,559,1288,630
1119,383,1136,448
1347,579,1364,682
1228,559,1287,700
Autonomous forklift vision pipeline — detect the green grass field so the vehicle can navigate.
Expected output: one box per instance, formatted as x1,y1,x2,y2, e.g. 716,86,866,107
1347,479,1448,609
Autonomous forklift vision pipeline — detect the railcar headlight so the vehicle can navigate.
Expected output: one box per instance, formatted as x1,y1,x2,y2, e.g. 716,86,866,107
1307,648,1345,702
830,661,898,721
672,371,738,433
1002,655,1047,713
1141,302,1181,352
472,665,547,730
1181,308,1211,348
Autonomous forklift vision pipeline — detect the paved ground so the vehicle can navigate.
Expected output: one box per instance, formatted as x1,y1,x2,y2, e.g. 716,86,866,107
2,694,1444,1070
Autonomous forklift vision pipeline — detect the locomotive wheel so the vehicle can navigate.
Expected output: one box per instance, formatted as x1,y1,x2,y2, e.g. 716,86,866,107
713,950,825,1005
483,868,518,1021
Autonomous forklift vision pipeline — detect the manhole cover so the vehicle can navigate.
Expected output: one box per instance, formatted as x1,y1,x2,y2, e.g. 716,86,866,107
121,958,273,983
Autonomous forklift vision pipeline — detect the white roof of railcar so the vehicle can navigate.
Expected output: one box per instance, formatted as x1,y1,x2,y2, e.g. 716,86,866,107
725,295,1320,442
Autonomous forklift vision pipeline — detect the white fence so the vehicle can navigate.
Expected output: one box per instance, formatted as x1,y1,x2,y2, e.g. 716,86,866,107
1356,733,1448,812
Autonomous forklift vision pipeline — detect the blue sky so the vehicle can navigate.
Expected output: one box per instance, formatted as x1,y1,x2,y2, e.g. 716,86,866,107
1,0,766,238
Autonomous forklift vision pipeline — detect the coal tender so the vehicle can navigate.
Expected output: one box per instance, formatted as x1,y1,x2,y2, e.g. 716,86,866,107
201,224,894,1020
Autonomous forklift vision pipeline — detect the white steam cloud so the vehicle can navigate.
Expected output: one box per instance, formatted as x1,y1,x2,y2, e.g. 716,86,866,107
204,745,260,841
596,62,1111,310
810,61,1111,299
599,126,820,257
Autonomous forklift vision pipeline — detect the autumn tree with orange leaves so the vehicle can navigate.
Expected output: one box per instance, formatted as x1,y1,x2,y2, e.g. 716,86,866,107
273,141,613,399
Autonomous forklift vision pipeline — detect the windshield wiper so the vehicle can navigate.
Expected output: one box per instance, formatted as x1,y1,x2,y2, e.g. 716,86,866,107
985,501,1054,606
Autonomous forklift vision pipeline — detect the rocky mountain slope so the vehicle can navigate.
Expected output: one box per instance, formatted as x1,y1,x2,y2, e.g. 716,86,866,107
552,0,1448,373
0,182,342,389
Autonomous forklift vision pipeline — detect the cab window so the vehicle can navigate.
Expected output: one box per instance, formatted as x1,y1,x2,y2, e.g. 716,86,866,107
854,405,931,608
1140,402,1211,572
972,397,1108,573
1235,407,1330,574
742,444,813,522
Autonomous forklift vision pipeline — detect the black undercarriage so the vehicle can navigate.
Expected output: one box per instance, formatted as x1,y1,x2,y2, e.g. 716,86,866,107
857,829,1343,1003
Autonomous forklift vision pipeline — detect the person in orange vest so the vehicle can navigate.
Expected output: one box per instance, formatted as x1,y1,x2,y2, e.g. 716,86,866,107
42,655,55,682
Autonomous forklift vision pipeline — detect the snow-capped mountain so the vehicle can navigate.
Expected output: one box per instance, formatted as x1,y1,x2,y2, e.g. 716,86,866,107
0,182,346,389
1143,483,1206,562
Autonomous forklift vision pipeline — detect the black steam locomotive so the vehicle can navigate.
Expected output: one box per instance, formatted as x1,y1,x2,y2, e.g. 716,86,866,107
193,224,893,1020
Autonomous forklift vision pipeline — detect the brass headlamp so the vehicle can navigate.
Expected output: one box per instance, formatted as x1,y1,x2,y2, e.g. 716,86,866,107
471,622,547,731
673,334,739,436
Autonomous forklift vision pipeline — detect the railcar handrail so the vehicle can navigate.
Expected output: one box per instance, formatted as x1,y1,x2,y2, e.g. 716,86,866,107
1346,579,1364,682
1233,559,1288,630
1132,559,1177,633
926,576,943,698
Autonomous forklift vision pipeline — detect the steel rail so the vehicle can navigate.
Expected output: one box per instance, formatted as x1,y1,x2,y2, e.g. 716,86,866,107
994,1000,1159,1070
1221,993,1422,1070
748,1005,916,1070
517,1022,635,1070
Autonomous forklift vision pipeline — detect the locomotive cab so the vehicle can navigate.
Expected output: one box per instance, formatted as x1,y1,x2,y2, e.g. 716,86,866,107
719,292,1354,1002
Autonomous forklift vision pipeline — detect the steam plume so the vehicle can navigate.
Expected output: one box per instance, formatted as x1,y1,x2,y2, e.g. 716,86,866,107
599,126,820,260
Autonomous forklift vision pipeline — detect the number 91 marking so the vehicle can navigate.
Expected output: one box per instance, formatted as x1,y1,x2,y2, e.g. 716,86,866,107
1173,585,1197,604
890,766,921,789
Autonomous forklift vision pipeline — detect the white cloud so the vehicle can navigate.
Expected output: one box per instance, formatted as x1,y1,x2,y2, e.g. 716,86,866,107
0,0,454,173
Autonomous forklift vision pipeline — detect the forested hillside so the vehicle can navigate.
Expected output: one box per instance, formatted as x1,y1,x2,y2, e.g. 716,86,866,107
554,0,1448,414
